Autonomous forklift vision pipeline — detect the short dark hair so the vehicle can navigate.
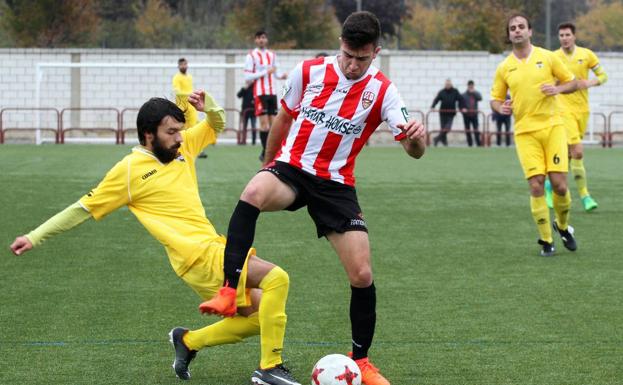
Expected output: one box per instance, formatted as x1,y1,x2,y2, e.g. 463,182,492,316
506,13,531,39
558,22,576,35
341,11,381,48
467,80,474,86
136,98,185,145
255,30,267,38
178,58,186,65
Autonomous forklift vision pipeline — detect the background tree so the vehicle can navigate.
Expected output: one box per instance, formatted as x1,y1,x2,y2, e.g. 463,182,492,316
97,0,141,48
575,0,623,51
1,0,100,47
134,0,183,48
401,1,453,50
332,0,409,48
226,0,340,49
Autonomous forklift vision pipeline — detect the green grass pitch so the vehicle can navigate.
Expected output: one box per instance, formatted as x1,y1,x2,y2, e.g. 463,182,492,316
1,144,621,385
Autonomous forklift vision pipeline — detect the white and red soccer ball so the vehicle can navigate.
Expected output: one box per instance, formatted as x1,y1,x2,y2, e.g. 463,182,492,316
311,354,362,385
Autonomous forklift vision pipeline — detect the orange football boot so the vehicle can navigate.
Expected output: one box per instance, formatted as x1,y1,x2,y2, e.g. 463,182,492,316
349,353,390,385
198,286,237,317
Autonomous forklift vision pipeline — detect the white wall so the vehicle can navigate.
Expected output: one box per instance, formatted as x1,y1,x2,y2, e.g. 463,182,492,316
1,48,622,140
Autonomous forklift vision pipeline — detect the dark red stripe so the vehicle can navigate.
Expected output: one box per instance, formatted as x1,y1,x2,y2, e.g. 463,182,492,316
313,74,373,179
289,64,339,169
340,73,391,185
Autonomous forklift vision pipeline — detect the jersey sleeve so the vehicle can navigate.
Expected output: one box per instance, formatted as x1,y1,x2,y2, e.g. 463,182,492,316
79,159,130,220
551,52,574,83
490,64,508,102
381,83,408,141
588,50,608,84
181,120,217,157
280,61,304,117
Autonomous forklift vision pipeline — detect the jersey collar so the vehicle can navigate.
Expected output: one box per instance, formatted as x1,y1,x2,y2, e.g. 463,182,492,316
132,146,164,165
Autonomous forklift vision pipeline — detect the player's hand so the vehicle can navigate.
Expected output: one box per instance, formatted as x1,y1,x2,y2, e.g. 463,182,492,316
279,73,287,80
188,90,205,111
500,99,513,115
267,66,277,75
540,83,559,96
397,119,426,143
10,236,33,256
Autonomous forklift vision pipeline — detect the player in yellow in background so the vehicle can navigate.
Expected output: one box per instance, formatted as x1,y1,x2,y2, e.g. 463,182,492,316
544,22,608,212
9,92,301,385
491,14,579,257
173,58,207,158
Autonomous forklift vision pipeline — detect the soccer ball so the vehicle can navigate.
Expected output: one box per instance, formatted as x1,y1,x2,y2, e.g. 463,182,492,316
311,354,362,385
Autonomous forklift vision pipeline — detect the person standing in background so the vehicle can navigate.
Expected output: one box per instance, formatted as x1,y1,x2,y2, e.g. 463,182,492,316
244,31,287,161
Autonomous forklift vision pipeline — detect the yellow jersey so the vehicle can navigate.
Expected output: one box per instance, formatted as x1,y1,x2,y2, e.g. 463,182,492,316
555,46,602,113
79,120,218,276
172,72,194,97
491,46,574,134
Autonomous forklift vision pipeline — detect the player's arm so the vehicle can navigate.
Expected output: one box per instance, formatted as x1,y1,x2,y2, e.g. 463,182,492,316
10,202,91,256
244,54,267,82
431,93,440,108
399,120,426,159
542,53,578,95
490,65,512,115
182,90,225,155
263,108,293,165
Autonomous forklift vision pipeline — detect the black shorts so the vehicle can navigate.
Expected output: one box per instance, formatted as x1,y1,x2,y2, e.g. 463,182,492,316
255,95,278,116
261,161,368,238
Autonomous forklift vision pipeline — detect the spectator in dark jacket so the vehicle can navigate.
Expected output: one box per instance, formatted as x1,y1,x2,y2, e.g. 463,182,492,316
431,79,462,146
237,83,256,145
461,80,483,147
492,93,512,146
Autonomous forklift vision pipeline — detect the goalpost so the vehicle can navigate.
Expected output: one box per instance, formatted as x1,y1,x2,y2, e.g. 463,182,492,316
33,62,244,145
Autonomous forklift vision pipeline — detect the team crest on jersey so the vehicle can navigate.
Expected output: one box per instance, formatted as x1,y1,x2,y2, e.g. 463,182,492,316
176,153,185,162
361,91,375,109
536,61,544,69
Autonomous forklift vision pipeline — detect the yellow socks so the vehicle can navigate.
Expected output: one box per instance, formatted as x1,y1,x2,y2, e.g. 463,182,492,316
258,266,289,369
181,266,289,370
183,312,260,351
553,190,572,231
570,158,589,197
531,195,552,243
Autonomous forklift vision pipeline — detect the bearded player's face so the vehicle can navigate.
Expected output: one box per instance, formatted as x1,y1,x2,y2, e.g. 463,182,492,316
149,116,183,163
338,40,380,80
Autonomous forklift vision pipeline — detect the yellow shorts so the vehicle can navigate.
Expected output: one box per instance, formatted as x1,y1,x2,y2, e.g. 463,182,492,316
180,237,254,308
562,112,590,145
515,125,569,179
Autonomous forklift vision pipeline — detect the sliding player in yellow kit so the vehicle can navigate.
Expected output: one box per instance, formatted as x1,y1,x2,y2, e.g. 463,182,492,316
9,92,301,385
491,14,579,257
544,22,608,212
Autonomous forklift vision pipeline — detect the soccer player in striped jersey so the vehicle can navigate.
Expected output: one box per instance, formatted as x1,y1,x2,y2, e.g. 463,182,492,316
9,92,300,385
544,22,608,212
244,30,287,162
203,11,426,385
491,14,578,257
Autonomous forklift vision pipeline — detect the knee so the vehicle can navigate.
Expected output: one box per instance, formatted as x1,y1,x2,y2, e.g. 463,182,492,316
571,148,583,160
348,266,373,288
528,179,544,196
552,182,567,196
240,184,266,208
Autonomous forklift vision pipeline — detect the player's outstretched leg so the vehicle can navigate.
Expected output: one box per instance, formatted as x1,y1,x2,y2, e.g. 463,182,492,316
169,327,197,380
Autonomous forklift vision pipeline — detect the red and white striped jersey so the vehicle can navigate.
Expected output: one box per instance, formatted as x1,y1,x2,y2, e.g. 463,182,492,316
276,55,409,186
244,48,283,97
